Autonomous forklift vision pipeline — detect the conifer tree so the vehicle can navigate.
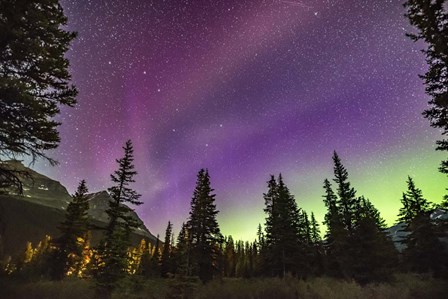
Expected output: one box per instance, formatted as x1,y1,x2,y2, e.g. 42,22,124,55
161,221,173,277
398,176,447,275
255,223,266,276
149,235,161,276
309,212,324,276
174,223,191,276
332,152,358,231
300,211,312,245
137,243,152,278
351,197,397,282
263,174,306,277
50,180,89,280
310,212,321,244
321,178,347,277
186,169,222,283
322,179,339,239
0,0,77,192
404,0,448,174
323,154,395,282
95,140,142,298
223,236,236,277
398,176,431,223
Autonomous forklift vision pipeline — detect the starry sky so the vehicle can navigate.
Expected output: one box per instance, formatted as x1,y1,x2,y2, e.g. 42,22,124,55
36,0,446,241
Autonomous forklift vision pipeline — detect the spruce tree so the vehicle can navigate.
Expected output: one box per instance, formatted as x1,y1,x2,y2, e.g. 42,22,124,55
95,140,142,298
161,221,173,277
331,153,362,278
186,169,222,283
404,0,448,174
310,212,321,244
223,236,236,277
0,0,77,192
321,178,347,277
149,235,161,276
255,223,266,276
174,223,191,276
398,176,447,275
309,212,324,276
398,176,431,223
351,197,397,282
332,152,358,231
263,174,306,277
323,154,395,282
50,180,89,280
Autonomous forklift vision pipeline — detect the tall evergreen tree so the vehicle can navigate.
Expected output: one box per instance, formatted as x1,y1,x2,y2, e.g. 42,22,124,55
95,140,142,299
149,235,161,276
332,152,358,231
50,180,89,280
404,0,448,174
186,169,222,283
398,176,431,223
398,176,447,275
263,174,307,277
321,178,347,277
161,221,173,277
174,223,191,276
351,197,397,282
310,212,321,245
255,223,266,276
323,154,395,282
309,212,324,276
0,0,77,192
223,236,236,277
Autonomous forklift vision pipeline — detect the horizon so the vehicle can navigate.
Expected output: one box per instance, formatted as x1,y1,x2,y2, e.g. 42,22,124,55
30,0,446,241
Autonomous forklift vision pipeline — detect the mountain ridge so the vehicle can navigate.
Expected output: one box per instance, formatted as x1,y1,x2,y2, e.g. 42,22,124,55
0,161,157,258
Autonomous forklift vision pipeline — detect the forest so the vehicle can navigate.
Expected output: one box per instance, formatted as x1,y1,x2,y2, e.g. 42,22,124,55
0,0,448,298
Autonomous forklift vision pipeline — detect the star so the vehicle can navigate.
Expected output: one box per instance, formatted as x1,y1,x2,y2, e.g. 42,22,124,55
52,0,444,242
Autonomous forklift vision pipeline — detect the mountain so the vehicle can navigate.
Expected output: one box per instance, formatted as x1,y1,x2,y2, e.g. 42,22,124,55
0,161,157,258
386,209,448,252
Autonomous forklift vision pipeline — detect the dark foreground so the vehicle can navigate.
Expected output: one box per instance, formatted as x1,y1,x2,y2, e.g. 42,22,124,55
1,274,447,299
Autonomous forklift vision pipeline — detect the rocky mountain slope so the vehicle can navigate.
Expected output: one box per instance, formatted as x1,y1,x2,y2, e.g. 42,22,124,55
0,161,157,258
386,209,448,252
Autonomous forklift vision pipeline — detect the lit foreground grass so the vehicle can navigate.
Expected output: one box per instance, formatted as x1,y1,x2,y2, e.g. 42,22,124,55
1,274,447,299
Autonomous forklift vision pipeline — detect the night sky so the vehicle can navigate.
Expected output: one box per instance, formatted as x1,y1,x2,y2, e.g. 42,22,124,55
36,0,446,241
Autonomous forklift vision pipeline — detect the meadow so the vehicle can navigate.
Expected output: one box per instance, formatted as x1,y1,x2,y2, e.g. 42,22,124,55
1,273,446,299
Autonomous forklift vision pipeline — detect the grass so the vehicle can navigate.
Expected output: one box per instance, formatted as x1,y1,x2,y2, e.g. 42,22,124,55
0,273,446,299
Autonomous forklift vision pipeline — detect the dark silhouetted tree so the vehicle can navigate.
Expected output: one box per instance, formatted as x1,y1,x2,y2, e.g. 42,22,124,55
322,178,347,277
95,140,142,299
398,176,431,223
351,197,397,282
310,212,321,245
263,174,307,277
186,169,222,283
398,176,447,276
323,153,395,282
174,223,191,276
161,221,173,277
404,0,448,174
50,180,89,280
332,152,359,231
223,236,236,277
0,0,77,192
309,212,324,276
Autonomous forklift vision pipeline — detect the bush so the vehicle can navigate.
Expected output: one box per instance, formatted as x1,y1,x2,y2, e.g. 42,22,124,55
0,273,446,299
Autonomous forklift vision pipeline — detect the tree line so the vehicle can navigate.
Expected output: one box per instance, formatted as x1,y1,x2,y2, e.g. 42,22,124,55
3,145,448,299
